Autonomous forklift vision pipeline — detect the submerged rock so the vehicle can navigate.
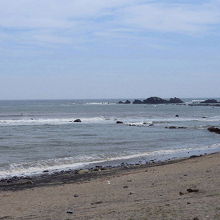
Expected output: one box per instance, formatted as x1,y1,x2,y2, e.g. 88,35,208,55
116,121,123,124
201,99,218,104
208,126,220,134
169,97,184,103
118,100,131,104
74,119,81,123
165,126,187,129
133,99,143,104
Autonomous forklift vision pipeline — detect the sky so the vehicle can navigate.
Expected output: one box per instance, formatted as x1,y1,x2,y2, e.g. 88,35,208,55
0,0,220,99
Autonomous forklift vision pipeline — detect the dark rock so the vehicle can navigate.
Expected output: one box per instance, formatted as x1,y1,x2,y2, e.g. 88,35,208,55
193,217,199,220
165,126,177,129
74,119,81,123
165,126,187,129
124,100,131,104
91,201,103,205
74,194,79,198
43,170,49,173
187,188,199,193
118,100,131,104
175,114,179,117
133,99,143,104
179,192,184,196
201,99,218,104
66,210,74,214
123,185,128,189
190,155,199,158
169,97,184,103
116,121,123,124
143,97,169,104
208,126,220,134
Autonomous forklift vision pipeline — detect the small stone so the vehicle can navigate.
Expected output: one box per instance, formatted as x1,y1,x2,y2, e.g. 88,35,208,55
66,210,73,214
91,201,103,205
179,192,184,196
123,185,128,189
78,169,89,174
187,188,199,193
74,194,79,198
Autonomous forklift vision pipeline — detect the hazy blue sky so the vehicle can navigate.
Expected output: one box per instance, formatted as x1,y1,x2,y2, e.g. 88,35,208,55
0,0,220,99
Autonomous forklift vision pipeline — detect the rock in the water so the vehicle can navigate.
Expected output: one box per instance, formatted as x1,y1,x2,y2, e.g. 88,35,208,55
74,119,81,123
169,97,184,103
201,99,218,103
143,97,169,104
118,100,131,104
165,126,187,129
124,100,131,104
133,99,143,104
208,126,220,134
116,121,123,124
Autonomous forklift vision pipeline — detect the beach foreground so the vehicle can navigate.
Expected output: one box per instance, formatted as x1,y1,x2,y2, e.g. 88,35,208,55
0,154,220,220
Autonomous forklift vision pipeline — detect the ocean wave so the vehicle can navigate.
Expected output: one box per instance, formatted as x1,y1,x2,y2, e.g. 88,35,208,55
0,117,108,126
1,115,220,127
0,143,219,179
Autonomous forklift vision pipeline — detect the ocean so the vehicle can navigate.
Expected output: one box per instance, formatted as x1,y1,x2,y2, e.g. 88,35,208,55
0,99,220,179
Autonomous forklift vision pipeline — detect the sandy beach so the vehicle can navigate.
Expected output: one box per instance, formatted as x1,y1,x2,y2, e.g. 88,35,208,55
0,153,220,220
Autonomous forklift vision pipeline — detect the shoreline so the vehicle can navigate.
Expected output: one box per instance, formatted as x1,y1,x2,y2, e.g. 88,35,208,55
0,152,215,191
0,152,220,219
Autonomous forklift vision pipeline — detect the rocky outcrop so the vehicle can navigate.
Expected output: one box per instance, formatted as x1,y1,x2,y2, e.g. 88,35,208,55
116,121,123,124
133,99,143,104
207,127,220,134
132,97,184,104
74,119,81,123
118,100,131,104
169,97,184,103
201,99,218,104
143,97,169,104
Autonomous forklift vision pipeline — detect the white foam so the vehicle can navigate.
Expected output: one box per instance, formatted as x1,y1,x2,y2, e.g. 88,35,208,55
1,143,219,179
0,117,108,126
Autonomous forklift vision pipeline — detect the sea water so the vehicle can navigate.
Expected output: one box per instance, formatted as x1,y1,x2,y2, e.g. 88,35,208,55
0,99,220,178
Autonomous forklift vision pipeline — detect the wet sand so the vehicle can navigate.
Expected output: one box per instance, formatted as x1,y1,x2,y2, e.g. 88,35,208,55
0,153,220,220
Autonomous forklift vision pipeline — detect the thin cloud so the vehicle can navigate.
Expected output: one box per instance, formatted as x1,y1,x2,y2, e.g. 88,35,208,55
0,0,220,46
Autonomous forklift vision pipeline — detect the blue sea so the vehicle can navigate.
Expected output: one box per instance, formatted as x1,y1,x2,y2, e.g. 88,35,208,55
0,99,220,179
